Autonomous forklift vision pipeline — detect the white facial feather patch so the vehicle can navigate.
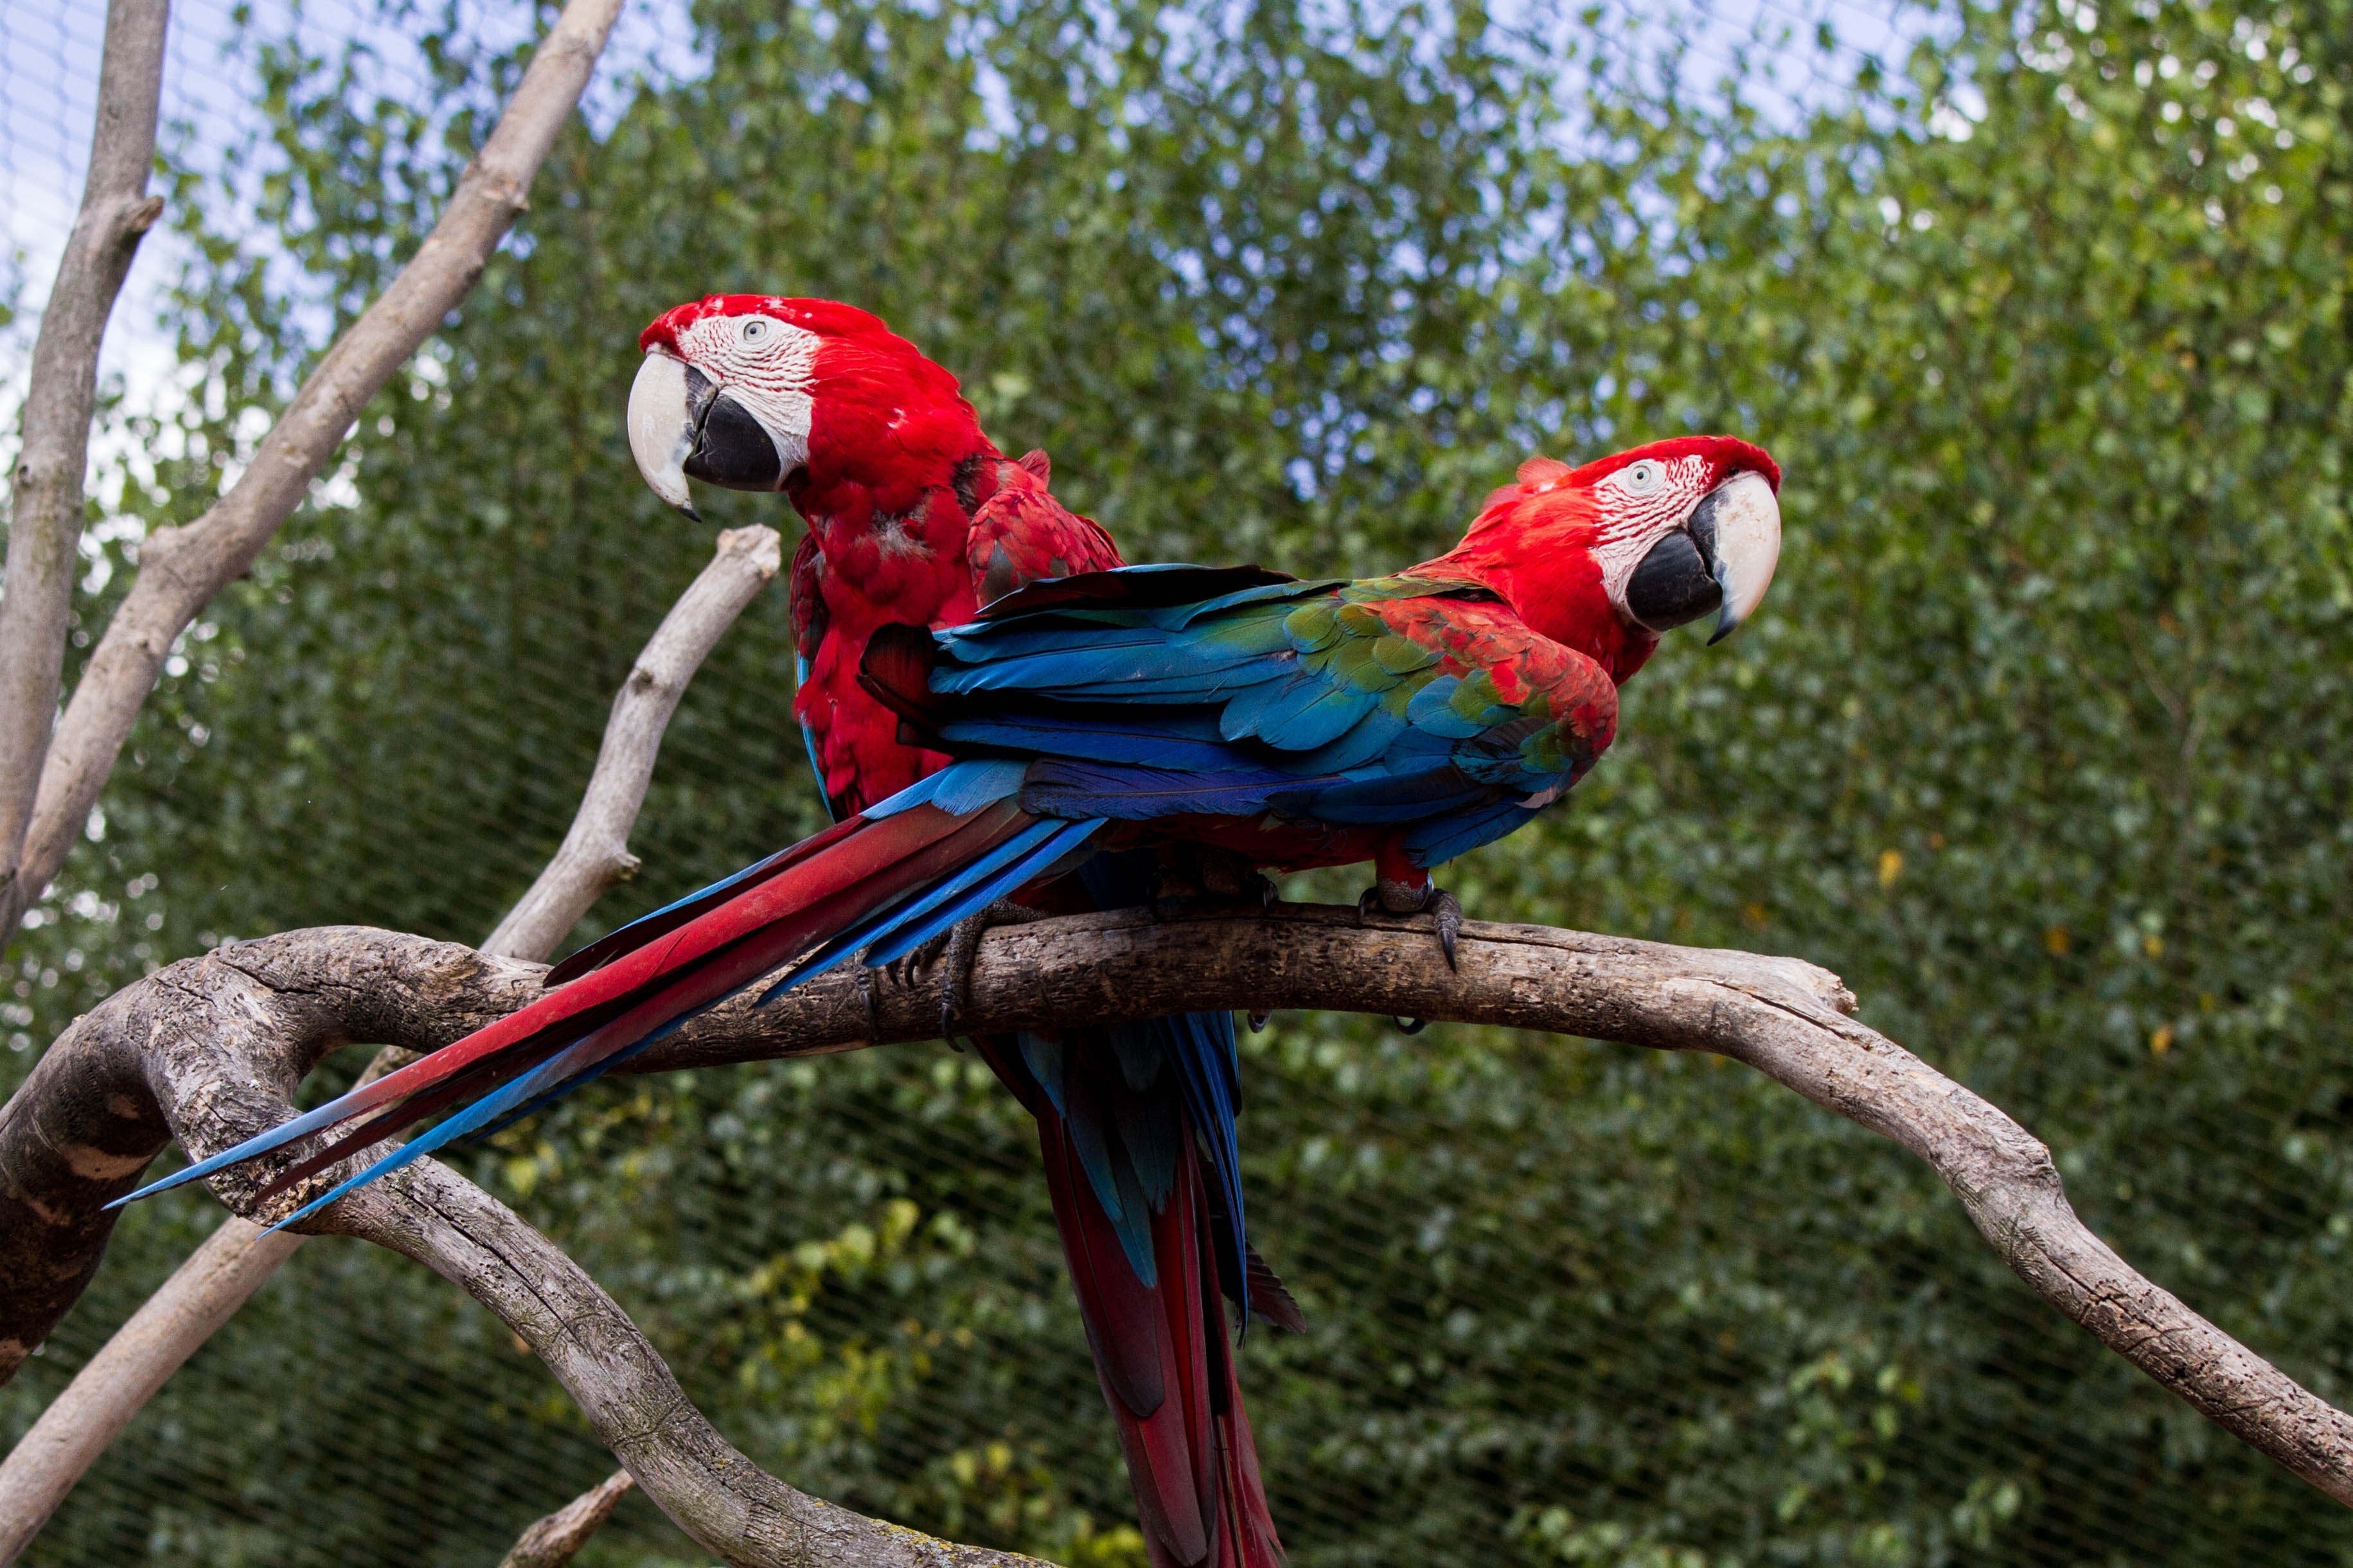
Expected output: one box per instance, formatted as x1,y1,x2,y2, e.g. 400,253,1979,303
1585,452,1714,613
669,308,821,473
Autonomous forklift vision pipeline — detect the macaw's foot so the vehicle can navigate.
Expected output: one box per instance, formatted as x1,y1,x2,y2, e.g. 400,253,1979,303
917,898,1058,1045
1356,879,1464,972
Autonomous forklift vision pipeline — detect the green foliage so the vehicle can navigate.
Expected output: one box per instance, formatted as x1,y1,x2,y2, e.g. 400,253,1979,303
7,0,2353,1562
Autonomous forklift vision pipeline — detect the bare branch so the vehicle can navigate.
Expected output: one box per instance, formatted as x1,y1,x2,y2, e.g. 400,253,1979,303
0,525,777,1558
0,0,169,921
0,0,626,940
344,1162,1044,1567
481,524,783,961
0,928,1053,1565
1,906,2350,1537
499,1470,634,1568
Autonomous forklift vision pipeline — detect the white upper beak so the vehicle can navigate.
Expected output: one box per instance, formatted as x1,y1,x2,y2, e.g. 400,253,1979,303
628,351,699,518
1705,469,1781,644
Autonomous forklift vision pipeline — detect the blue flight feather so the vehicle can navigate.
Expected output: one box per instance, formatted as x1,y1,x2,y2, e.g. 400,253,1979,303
1022,761,1340,821
937,718,1243,774
752,816,1078,1001
1407,798,1541,865
795,652,831,814
1308,765,1489,824
860,819,1104,969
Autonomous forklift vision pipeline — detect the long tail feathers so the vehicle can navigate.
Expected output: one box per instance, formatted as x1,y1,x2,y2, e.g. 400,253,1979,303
108,798,1097,1223
979,1031,1286,1568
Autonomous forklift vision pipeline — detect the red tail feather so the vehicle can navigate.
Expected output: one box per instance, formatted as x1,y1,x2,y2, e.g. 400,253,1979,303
1001,1039,1284,1568
278,804,1031,1185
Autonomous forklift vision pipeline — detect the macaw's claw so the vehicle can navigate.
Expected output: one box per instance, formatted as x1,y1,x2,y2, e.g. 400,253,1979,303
1430,887,1464,972
923,897,1056,1046
1357,880,1464,973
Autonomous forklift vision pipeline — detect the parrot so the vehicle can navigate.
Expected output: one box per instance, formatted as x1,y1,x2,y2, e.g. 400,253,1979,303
616,297,1293,1566
115,298,1782,1568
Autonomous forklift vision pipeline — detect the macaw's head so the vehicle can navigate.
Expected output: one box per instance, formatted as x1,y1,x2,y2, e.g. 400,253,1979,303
626,295,991,521
1426,435,1782,683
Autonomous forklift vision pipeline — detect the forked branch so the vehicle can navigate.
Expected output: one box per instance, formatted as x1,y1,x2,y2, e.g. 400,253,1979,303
0,904,2347,1568
0,0,627,940
0,0,169,918
0,525,780,1563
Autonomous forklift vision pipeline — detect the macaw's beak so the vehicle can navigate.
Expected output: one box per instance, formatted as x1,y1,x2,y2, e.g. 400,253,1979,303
1624,469,1783,644
626,353,788,520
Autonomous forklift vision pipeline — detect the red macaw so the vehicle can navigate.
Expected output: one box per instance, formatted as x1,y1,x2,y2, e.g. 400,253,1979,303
619,298,1290,1566
121,301,1782,1568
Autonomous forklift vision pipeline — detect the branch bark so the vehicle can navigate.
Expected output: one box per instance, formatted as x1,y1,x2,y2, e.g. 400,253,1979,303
0,525,778,1562
0,0,169,923
0,0,626,941
1,904,2349,1558
499,1470,634,1568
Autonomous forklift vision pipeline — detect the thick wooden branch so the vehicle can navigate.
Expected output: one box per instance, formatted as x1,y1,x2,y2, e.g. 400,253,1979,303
0,527,777,1560
0,0,626,942
481,524,783,961
0,0,169,920
499,1470,634,1568
0,907,2348,1562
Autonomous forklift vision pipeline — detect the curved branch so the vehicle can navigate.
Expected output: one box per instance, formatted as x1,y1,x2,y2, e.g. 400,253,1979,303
0,906,2348,1557
0,0,626,940
0,928,1043,1565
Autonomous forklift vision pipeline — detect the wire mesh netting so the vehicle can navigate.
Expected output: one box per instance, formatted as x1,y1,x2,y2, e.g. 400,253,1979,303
6,0,2353,1564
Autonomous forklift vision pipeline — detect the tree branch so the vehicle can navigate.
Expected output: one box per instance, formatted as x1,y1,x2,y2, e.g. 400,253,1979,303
0,0,169,926
499,1470,634,1568
481,524,784,961
1,905,2349,1556
0,0,626,941
0,525,779,1562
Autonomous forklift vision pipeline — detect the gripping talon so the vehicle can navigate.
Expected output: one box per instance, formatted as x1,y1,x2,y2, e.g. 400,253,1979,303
1357,879,1463,969
937,915,984,1046
919,898,1058,1048
1430,888,1463,972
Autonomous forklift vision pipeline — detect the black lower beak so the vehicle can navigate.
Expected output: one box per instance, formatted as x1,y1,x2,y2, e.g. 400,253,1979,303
1625,526,1722,632
680,367,786,491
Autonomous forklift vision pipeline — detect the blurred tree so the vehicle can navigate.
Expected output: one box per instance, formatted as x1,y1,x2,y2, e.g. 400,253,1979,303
5,0,2353,1562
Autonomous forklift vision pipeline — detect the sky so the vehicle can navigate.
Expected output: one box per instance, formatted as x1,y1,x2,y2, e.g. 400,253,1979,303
0,0,1930,410
1,0,704,405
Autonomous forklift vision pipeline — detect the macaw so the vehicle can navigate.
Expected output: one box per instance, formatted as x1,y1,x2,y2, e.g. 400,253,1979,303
119,301,1782,1567
617,297,1293,1566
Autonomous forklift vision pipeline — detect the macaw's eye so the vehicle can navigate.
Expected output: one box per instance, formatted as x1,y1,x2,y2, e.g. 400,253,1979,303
741,318,772,345
1621,460,1662,493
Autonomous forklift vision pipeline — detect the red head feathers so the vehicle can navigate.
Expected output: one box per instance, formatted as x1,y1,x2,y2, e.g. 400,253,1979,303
628,294,996,531
1416,434,1782,684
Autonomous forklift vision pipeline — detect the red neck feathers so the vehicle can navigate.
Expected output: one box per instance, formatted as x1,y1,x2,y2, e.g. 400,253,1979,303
1414,459,1661,686
788,319,1002,608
